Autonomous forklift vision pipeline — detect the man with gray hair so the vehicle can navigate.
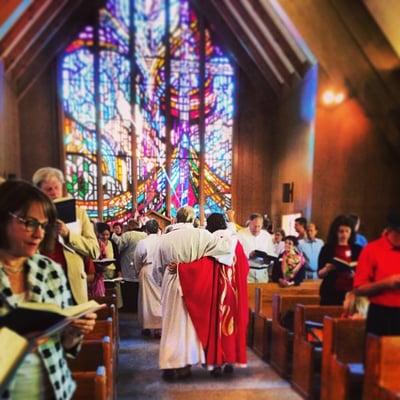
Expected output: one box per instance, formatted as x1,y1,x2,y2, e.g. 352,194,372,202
157,206,231,380
134,219,162,337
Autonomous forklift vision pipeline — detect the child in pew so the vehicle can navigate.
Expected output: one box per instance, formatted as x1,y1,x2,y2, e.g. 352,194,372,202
272,236,306,287
342,291,369,319
0,180,97,400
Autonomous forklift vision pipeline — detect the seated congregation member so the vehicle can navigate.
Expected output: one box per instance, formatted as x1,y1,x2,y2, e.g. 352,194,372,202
133,219,162,337
318,215,362,305
272,236,305,287
203,213,249,376
353,211,400,335
237,213,275,283
96,223,123,307
294,217,307,240
112,222,123,237
0,180,96,400
32,167,99,304
299,223,324,279
112,220,147,311
349,213,368,248
272,228,285,257
157,206,231,380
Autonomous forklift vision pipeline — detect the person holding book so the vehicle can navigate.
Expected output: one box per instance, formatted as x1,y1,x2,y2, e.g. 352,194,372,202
318,215,362,305
32,167,100,304
353,211,400,335
299,223,324,279
96,223,123,307
0,180,96,400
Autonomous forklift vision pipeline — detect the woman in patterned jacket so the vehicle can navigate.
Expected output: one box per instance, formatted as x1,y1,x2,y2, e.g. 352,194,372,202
0,180,96,400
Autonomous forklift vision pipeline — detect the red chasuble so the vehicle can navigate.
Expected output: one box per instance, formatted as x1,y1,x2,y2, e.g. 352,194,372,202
178,242,249,366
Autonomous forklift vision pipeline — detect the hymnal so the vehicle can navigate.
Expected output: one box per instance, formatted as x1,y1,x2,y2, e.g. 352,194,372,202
0,300,104,339
332,257,357,272
54,197,76,223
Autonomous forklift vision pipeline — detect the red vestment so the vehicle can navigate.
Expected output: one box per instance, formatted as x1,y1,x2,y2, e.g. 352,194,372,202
178,242,249,366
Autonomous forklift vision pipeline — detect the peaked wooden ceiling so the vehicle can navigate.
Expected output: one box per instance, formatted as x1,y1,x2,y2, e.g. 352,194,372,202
0,0,316,98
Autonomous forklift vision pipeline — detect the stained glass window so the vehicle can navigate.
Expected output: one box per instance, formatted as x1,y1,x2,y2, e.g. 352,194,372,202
60,0,235,222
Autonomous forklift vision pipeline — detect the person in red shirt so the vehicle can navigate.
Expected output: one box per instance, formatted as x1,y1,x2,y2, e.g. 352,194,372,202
353,211,400,335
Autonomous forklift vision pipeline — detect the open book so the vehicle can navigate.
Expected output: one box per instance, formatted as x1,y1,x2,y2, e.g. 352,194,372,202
0,300,104,340
332,257,358,272
0,328,30,394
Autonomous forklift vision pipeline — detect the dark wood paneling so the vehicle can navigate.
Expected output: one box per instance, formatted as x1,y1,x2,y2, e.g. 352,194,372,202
18,61,60,180
232,70,274,225
0,60,20,178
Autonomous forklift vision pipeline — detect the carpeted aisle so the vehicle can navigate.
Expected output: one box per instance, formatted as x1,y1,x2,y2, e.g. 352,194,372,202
117,313,302,400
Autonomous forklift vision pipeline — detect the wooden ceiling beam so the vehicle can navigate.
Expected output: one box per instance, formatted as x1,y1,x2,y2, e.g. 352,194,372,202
191,0,277,101
230,0,298,85
15,0,102,98
4,0,70,74
210,0,285,94
248,0,310,77
0,0,23,26
0,0,52,58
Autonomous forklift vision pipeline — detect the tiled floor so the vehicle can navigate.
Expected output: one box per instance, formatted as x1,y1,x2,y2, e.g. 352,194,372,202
117,313,301,400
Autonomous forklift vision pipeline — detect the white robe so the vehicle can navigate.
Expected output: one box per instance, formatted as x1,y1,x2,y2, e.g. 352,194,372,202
134,234,162,330
157,223,231,369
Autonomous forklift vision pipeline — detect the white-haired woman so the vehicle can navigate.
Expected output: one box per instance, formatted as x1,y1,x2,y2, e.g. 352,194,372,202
32,167,99,304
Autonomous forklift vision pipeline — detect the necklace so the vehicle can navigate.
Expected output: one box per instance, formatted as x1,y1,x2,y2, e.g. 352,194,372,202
1,264,25,274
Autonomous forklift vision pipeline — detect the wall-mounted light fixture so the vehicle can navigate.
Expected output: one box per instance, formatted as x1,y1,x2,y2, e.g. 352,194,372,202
321,88,346,107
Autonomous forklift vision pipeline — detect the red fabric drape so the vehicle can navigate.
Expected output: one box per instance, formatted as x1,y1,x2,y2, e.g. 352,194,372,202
179,242,249,366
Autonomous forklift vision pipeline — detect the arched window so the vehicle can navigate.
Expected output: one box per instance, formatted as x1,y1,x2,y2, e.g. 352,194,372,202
60,0,235,222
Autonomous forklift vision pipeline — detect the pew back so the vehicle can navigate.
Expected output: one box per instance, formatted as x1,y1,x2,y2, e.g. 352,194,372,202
257,281,320,318
321,317,366,400
363,335,400,400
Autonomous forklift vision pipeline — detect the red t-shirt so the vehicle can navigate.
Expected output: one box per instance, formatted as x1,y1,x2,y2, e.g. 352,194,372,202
354,234,400,307
43,241,67,271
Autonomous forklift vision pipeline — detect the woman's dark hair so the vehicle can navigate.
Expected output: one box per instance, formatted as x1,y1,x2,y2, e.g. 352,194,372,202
113,222,123,229
97,222,111,235
0,180,57,252
284,235,299,247
206,213,227,233
326,215,356,246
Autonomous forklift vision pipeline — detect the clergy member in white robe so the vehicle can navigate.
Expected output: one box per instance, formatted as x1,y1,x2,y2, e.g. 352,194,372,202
157,206,231,380
237,213,275,283
134,219,162,334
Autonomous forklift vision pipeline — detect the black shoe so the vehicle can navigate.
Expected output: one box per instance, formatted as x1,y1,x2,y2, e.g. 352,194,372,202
223,364,234,374
142,329,151,337
176,366,192,380
210,367,222,377
162,369,176,381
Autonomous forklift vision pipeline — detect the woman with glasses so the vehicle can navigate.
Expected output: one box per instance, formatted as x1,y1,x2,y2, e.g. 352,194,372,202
32,167,99,304
0,180,96,400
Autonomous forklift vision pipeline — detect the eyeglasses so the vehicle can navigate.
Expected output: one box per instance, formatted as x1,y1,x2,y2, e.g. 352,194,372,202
9,212,50,232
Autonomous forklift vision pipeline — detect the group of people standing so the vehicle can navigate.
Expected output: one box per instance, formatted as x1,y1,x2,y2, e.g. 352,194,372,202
1,167,400,399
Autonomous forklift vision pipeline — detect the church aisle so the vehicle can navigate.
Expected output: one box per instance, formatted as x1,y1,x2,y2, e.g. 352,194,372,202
117,313,301,400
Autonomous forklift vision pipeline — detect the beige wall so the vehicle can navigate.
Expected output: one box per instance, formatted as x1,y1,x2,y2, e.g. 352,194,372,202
364,0,400,57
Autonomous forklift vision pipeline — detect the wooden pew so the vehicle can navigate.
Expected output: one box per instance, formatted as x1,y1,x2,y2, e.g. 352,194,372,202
363,335,400,400
73,367,107,400
321,317,366,400
252,281,320,361
270,294,320,378
69,337,113,399
291,304,343,399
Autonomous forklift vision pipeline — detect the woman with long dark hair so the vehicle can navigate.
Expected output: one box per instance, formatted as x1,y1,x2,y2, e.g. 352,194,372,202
318,215,362,305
